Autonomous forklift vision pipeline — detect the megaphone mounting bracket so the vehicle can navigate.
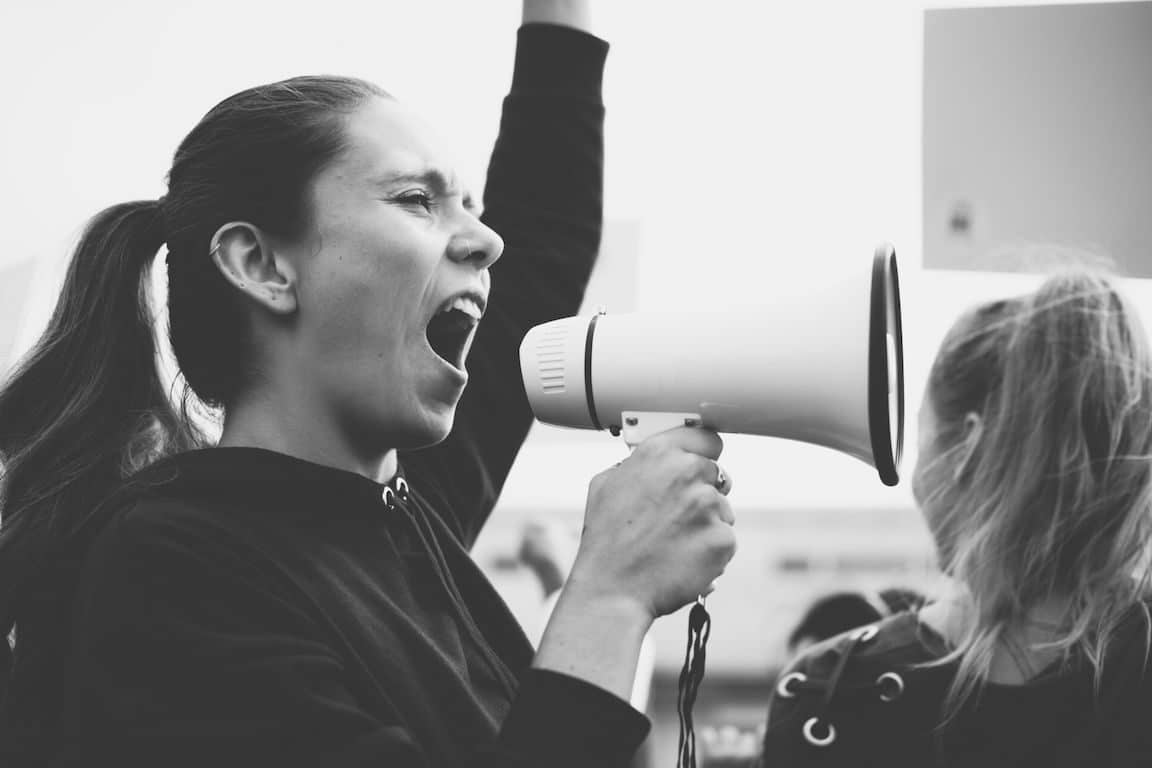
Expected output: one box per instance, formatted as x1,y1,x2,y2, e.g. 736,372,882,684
619,410,705,447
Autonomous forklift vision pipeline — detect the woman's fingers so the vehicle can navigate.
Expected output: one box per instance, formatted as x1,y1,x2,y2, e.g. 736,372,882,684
611,448,734,521
576,425,738,617
714,496,735,526
638,426,724,462
713,461,733,497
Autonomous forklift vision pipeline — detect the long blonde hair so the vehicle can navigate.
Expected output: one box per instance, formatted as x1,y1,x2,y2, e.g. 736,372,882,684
923,269,1152,719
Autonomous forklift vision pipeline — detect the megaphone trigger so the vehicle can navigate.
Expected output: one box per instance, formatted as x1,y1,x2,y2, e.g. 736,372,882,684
620,410,705,448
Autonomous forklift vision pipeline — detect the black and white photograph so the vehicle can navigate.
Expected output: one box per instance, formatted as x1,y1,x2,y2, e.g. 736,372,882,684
1,1,1150,766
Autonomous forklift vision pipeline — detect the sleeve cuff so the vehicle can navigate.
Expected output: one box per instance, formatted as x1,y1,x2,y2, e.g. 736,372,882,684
501,668,650,765
513,24,609,97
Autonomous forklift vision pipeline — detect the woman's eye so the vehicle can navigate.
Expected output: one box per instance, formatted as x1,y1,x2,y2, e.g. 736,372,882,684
398,191,434,211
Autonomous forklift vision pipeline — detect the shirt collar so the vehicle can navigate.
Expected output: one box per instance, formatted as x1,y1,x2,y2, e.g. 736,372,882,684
128,446,407,518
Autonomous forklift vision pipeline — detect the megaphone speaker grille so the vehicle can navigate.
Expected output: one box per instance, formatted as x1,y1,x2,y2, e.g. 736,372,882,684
535,324,569,394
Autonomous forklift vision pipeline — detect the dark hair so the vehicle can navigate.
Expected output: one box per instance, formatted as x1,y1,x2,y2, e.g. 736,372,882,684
878,587,927,615
786,592,886,652
0,75,387,712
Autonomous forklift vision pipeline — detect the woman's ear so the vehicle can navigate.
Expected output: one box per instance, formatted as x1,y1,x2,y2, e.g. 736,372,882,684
953,411,984,481
209,222,298,315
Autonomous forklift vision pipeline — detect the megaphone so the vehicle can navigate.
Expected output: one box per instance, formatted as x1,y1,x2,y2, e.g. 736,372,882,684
518,244,904,485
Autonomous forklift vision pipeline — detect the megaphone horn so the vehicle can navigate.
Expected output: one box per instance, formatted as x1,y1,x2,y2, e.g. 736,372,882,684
519,244,904,486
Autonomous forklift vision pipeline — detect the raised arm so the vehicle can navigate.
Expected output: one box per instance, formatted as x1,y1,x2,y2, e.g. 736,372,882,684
402,3,607,547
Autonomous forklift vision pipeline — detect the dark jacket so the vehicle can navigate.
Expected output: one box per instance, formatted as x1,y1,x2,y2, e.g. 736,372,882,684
5,23,648,768
761,606,1152,767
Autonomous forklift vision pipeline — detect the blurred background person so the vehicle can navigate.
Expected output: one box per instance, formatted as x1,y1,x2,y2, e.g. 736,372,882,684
786,593,885,655
876,586,928,616
695,586,927,766
786,588,927,655
517,518,658,768
517,518,656,711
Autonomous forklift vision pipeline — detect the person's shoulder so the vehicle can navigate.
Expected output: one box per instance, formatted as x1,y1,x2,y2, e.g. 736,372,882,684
765,613,952,761
79,450,194,526
773,611,956,718
82,462,263,586
81,493,222,573
75,491,289,626
107,493,220,538
1099,600,1152,762
95,449,259,535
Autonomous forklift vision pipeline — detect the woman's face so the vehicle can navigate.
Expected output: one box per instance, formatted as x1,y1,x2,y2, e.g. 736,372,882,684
288,96,504,453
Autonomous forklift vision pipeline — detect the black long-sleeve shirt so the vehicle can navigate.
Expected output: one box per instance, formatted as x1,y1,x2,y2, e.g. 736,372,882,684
45,24,648,768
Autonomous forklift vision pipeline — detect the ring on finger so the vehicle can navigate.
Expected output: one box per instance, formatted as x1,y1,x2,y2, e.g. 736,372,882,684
714,462,727,491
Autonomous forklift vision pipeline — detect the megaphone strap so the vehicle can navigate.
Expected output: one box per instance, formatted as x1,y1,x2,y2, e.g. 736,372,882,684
676,600,712,768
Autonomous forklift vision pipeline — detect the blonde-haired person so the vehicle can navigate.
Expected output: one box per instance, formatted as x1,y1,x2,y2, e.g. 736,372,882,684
761,269,1152,767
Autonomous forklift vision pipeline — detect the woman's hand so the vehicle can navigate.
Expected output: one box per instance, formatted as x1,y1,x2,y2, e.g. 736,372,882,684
533,427,735,701
567,427,737,622
522,0,596,35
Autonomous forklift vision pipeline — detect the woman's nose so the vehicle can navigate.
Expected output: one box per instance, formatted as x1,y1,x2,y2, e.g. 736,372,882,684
450,222,504,269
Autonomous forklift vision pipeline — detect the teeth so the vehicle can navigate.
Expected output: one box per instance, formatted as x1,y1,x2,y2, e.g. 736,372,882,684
439,295,483,321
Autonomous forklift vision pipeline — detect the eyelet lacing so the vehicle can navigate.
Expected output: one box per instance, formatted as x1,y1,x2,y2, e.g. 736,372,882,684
773,624,907,748
381,476,411,510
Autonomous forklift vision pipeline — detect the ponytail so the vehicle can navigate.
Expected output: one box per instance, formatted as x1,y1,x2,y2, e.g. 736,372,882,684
0,200,203,644
0,74,389,722
926,268,1152,722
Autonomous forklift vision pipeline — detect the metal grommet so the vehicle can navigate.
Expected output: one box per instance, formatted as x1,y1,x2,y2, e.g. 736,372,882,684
853,624,879,643
802,717,836,747
775,671,807,699
876,671,904,702
395,476,410,502
382,486,397,510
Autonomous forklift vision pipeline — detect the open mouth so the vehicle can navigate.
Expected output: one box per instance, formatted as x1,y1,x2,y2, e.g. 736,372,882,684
425,294,484,371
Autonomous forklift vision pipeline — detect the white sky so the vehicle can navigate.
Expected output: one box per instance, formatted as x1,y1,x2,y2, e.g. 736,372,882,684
2,0,1148,517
